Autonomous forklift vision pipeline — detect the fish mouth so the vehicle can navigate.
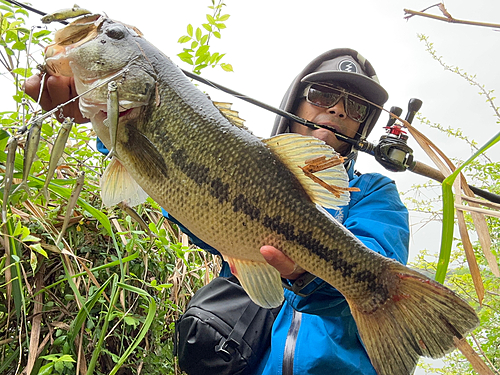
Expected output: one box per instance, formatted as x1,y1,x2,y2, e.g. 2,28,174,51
45,14,103,76
81,94,144,123
103,107,137,120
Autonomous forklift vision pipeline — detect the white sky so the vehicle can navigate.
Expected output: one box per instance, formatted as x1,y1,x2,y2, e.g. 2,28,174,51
6,0,500,259
3,0,499,372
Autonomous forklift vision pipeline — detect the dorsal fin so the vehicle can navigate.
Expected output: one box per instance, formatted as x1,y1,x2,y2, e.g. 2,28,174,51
262,134,357,209
213,101,248,130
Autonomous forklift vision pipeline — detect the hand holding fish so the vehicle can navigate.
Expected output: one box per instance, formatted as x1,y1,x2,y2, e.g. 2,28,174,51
24,73,89,124
260,246,305,280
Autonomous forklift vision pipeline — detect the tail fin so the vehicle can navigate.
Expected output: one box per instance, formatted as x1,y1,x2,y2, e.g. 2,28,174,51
348,262,479,375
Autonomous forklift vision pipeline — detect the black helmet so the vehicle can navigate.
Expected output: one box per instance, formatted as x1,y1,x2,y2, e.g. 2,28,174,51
271,48,388,143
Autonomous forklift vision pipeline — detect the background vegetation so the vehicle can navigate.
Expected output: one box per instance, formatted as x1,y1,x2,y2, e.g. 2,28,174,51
0,1,498,374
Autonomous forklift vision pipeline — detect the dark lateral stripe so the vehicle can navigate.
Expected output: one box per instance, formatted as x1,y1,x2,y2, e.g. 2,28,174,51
259,212,386,297
210,178,230,203
167,142,384,296
171,148,210,186
232,194,261,220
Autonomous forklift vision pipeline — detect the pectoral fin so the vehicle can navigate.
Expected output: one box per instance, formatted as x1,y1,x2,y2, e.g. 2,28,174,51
100,157,148,207
225,256,284,309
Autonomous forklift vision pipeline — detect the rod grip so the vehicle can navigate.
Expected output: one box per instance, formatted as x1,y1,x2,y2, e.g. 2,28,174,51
409,161,445,183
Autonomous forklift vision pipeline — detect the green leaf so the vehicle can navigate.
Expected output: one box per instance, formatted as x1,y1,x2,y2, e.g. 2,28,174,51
15,8,29,17
21,233,40,242
195,27,202,41
215,53,225,64
9,20,24,29
196,45,210,57
213,31,221,39
54,361,64,373
0,130,9,151
67,275,113,350
13,220,22,237
206,14,215,25
0,5,13,12
37,363,54,375
3,11,14,19
178,51,193,59
195,55,208,66
29,243,48,258
187,23,193,37
124,315,140,328
217,14,230,21
220,63,233,72
58,355,76,363
209,52,219,65
12,67,30,76
177,35,191,44
202,23,212,32
108,285,156,375
177,54,193,65
33,30,52,39
435,128,500,282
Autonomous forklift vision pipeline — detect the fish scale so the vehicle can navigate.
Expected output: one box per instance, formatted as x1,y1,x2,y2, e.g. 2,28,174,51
44,15,479,375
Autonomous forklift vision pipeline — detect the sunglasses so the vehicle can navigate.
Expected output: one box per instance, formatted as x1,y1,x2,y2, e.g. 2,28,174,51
304,84,370,123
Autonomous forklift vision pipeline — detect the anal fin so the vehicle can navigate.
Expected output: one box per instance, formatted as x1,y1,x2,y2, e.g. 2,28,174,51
226,257,284,309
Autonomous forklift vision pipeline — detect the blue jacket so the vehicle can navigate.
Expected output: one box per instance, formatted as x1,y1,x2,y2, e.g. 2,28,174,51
98,139,409,374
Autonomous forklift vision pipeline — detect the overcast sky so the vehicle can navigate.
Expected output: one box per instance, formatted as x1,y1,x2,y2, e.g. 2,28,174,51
2,1,498,371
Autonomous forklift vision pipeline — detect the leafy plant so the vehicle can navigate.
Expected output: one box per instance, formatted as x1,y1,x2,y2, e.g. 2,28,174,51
0,2,223,374
402,45,500,372
177,0,233,74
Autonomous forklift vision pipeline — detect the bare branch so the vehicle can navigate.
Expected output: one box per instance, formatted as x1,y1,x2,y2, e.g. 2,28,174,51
404,7,500,29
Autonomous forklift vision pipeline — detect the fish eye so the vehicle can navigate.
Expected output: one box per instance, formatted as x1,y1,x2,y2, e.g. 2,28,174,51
105,26,125,40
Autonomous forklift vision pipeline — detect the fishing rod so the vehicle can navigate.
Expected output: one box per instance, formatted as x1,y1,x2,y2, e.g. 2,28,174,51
5,0,499,204
182,70,500,204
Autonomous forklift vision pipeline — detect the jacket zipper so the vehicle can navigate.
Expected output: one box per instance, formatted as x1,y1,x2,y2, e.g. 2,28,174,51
282,310,302,375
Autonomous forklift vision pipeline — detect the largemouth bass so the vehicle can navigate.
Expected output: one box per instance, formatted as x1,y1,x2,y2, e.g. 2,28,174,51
44,15,479,375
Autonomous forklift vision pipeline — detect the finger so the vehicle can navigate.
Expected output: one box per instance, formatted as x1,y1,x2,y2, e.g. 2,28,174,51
46,75,73,106
24,74,42,101
260,245,305,280
46,76,88,123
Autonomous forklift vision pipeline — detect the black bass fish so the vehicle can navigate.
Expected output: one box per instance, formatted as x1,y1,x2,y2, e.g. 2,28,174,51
43,15,479,375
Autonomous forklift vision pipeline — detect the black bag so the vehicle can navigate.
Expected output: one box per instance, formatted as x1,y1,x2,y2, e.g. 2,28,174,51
174,276,280,375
